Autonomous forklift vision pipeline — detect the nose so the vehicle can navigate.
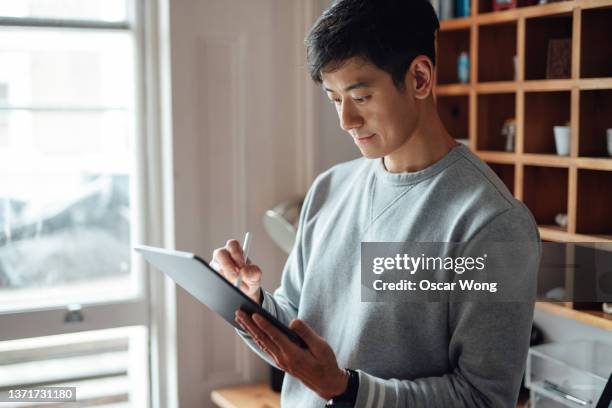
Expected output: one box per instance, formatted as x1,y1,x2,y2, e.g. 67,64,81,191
339,100,363,132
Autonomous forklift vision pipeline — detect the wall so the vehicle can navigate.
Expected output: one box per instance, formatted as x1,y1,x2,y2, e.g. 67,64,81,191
164,0,319,406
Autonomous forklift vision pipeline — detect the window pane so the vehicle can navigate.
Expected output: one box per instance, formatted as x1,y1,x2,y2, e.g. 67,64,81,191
0,0,127,23
0,326,148,407
0,28,134,107
0,28,139,311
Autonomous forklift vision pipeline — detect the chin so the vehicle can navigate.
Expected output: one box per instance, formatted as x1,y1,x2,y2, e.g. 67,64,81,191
358,148,385,159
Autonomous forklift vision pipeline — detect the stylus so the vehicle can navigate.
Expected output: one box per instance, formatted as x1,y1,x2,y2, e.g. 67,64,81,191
234,232,251,288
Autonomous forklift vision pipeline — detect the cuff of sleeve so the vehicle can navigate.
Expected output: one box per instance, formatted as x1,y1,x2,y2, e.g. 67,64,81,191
354,370,392,408
261,289,278,318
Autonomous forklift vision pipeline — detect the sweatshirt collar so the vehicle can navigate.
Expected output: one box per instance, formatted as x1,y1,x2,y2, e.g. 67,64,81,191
373,144,466,186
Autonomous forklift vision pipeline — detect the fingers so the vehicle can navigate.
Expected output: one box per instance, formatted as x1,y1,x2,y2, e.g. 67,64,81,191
212,239,246,281
226,239,246,267
289,319,324,354
212,247,239,281
252,314,300,354
235,311,283,363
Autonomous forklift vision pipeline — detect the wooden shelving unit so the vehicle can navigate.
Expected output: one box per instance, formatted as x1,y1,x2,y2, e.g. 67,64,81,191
435,0,612,330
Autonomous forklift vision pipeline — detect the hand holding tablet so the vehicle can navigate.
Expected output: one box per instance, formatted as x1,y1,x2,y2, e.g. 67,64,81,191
135,244,307,349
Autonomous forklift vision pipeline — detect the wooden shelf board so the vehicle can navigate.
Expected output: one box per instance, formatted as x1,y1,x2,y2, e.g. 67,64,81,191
211,384,280,408
476,9,521,25
435,84,471,96
523,79,574,91
536,302,612,330
580,0,612,11
477,150,517,164
522,154,571,167
440,79,612,93
537,226,612,243
575,157,612,171
475,82,517,93
579,78,612,90
439,17,473,31
538,225,571,242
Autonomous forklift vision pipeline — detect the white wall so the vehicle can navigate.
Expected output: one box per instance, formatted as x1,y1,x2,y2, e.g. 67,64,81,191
163,0,319,406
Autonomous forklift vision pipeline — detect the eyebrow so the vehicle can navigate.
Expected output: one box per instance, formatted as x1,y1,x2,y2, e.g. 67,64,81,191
324,81,369,93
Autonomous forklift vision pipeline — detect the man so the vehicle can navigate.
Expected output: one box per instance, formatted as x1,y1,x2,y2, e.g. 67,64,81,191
213,0,540,406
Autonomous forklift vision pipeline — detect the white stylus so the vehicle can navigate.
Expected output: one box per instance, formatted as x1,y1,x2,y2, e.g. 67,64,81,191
234,232,251,288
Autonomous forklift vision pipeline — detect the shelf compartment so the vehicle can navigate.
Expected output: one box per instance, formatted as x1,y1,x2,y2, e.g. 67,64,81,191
437,29,471,85
478,22,517,82
579,90,612,158
476,93,515,151
581,7,612,78
487,162,515,194
524,91,571,155
437,95,469,141
525,14,573,80
523,166,569,229
576,169,612,236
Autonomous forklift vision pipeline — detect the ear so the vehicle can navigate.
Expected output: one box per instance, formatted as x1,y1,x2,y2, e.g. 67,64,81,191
405,55,434,100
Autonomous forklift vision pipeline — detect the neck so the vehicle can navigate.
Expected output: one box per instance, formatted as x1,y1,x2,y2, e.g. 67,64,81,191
383,102,458,173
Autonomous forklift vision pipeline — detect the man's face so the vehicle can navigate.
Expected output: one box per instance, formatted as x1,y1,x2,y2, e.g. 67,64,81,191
321,57,419,159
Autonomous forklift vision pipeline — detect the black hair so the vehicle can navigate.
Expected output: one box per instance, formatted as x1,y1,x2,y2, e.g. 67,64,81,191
305,0,440,90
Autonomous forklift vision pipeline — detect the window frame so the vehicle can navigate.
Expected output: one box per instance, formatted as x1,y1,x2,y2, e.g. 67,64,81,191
0,0,166,406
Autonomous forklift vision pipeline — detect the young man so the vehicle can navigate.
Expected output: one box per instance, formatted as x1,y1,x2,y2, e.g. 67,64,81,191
213,0,540,406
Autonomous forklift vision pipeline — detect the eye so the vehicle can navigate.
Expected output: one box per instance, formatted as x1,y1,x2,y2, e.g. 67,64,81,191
353,95,371,104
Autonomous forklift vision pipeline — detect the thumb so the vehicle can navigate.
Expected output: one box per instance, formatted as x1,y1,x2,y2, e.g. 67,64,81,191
289,319,324,352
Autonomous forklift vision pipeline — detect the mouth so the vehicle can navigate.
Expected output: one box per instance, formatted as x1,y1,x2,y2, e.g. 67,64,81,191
353,133,376,144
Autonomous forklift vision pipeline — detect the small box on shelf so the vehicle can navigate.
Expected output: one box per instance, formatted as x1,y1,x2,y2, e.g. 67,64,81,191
477,93,515,151
581,7,612,79
478,22,517,82
524,91,571,155
437,95,469,141
576,169,612,238
579,90,612,158
525,14,572,80
523,165,569,230
437,29,470,85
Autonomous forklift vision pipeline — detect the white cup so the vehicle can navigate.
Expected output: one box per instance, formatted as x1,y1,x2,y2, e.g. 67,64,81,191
554,126,570,156
607,128,612,157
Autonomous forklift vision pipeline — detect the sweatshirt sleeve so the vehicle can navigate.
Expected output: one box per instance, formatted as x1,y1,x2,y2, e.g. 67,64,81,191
354,204,541,408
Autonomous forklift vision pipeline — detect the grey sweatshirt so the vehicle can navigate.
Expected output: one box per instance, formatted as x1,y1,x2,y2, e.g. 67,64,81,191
239,145,540,407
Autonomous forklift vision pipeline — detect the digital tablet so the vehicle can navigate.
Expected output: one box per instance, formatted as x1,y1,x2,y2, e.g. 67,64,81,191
134,245,307,348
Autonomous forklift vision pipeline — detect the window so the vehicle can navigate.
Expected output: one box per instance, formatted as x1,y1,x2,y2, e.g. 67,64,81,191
0,1,149,406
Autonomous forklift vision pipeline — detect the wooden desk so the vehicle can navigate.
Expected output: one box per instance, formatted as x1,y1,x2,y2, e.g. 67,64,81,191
211,384,280,408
